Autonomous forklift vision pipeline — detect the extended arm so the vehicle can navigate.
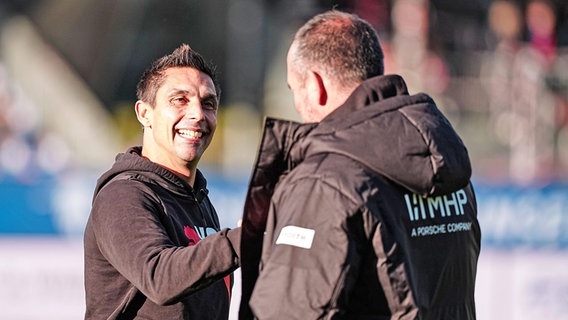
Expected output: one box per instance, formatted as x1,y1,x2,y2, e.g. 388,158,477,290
89,180,240,305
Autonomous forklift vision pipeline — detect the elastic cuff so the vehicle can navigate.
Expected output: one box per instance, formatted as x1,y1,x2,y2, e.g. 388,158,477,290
226,227,242,263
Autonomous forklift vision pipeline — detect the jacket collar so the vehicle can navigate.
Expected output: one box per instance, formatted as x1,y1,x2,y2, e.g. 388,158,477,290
323,74,409,122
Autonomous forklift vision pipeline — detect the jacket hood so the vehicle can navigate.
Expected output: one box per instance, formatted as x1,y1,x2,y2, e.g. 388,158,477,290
93,146,208,200
293,74,472,196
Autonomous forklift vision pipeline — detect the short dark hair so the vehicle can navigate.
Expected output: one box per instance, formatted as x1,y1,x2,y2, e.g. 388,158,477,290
291,10,384,87
136,44,220,105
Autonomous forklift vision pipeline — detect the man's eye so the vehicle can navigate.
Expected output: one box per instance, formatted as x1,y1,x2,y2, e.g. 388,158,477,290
171,97,188,105
203,100,218,111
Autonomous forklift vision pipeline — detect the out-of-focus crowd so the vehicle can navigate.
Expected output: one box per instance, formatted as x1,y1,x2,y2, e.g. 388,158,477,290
0,0,567,185
0,63,72,182
366,0,568,184
478,0,568,183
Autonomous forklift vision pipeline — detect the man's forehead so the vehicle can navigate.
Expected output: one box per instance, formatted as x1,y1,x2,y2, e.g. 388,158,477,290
160,67,216,93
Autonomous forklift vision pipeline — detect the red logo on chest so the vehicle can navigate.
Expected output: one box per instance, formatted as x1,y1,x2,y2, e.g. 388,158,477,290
184,226,201,246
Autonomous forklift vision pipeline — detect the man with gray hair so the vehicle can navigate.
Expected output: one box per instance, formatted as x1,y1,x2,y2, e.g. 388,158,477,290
240,10,480,320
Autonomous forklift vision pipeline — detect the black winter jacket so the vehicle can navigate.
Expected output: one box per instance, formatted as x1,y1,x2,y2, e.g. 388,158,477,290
84,146,240,320
240,75,480,320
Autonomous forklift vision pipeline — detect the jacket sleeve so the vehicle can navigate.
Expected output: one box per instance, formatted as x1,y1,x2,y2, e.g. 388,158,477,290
90,179,240,305
249,176,362,319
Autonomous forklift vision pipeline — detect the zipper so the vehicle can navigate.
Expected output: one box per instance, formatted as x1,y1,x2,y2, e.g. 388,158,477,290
193,189,208,233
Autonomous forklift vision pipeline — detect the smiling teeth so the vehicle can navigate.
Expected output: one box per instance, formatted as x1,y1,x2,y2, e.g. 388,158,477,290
178,129,202,138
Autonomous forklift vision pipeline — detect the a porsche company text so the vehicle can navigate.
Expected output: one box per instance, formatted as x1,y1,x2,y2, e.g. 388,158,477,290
404,189,472,237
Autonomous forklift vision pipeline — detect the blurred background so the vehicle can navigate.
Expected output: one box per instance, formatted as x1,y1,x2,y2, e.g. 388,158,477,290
0,0,566,319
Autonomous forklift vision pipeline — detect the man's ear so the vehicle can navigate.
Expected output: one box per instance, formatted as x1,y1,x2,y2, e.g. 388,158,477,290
306,70,328,107
135,100,152,129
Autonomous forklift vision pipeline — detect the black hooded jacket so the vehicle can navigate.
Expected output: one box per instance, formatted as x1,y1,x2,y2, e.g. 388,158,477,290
240,75,480,319
84,147,240,320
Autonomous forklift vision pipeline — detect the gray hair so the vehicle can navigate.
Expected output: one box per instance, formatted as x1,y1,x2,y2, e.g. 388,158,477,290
290,10,384,87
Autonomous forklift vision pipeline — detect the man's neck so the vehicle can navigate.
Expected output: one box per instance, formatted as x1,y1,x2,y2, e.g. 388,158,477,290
141,155,197,187
168,167,197,187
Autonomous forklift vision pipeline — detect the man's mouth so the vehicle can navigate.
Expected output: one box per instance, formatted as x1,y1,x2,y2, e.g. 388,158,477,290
177,129,203,139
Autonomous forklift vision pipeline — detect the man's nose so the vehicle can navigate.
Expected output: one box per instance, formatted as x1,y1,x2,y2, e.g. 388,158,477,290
186,102,205,120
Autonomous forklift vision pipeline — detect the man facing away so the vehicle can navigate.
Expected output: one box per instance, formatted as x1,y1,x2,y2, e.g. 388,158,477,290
240,10,480,320
84,44,240,320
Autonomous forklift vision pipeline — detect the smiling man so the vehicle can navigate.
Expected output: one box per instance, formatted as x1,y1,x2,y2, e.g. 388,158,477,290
84,44,240,320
